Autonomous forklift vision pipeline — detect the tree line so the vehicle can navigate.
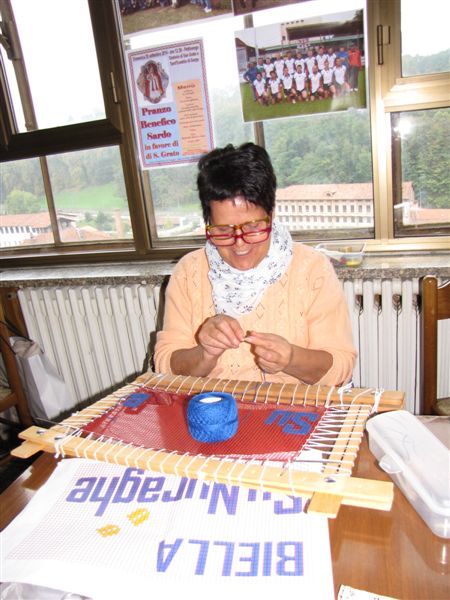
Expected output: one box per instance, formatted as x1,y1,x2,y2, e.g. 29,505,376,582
0,97,448,215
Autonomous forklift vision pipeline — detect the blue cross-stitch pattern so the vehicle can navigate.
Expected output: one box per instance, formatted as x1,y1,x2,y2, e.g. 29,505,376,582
264,410,320,435
123,393,151,408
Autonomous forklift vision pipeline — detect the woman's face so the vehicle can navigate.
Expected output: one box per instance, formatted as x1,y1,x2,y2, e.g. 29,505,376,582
209,197,272,271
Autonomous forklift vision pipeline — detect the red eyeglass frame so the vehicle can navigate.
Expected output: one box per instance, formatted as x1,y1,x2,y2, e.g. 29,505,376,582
205,216,272,246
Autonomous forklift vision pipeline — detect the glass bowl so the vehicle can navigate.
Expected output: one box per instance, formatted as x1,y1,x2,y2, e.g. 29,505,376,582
315,242,365,267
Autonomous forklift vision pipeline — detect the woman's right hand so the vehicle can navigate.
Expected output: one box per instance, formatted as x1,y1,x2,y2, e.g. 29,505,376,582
197,315,245,358
170,315,244,377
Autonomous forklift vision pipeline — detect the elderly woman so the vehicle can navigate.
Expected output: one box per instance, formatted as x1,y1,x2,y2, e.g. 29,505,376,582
154,143,356,386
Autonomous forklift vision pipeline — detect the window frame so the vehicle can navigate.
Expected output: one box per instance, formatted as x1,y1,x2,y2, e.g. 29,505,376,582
0,0,448,268
367,0,450,251
0,0,154,263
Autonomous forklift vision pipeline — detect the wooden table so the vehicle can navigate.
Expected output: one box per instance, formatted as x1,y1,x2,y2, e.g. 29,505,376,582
1,437,449,600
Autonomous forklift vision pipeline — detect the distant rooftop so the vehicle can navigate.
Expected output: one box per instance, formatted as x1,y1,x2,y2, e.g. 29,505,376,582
0,212,77,227
276,182,415,201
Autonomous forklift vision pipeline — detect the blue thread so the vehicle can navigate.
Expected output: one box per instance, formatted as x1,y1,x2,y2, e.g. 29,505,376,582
187,392,238,443
123,393,150,408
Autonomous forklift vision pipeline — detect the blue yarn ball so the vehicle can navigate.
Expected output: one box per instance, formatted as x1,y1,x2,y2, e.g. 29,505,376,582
187,392,238,443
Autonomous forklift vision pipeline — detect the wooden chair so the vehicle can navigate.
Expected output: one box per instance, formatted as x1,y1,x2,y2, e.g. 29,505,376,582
0,297,33,428
420,276,450,416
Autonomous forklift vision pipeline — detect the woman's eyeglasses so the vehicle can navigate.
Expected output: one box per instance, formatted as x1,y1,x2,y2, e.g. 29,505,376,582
205,217,272,246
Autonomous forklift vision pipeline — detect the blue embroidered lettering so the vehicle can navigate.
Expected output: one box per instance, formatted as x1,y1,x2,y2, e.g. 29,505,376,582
263,542,272,576
112,468,142,505
162,477,188,502
265,410,290,427
157,539,183,572
200,482,210,499
274,495,303,514
66,477,95,503
137,476,164,502
90,476,120,516
213,541,234,576
247,489,257,502
188,539,210,575
276,542,303,576
235,542,260,576
184,478,198,499
208,484,239,515
247,489,271,502
265,410,319,435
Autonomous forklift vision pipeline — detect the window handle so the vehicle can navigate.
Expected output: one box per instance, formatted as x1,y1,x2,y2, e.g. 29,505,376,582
110,71,119,104
0,21,14,59
377,24,391,65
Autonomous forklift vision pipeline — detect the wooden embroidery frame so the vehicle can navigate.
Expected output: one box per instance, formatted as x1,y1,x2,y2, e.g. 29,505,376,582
12,371,404,518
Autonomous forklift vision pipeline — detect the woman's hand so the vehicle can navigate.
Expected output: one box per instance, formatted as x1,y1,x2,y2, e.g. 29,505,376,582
245,330,333,383
170,315,245,378
244,331,293,374
197,315,245,359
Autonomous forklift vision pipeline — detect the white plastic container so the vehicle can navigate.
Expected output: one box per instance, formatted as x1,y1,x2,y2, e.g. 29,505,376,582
315,242,365,267
366,410,450,538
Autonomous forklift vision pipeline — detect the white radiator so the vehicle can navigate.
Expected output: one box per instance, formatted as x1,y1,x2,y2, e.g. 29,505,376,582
18,284,163,411
343,277,449,413
343,278,419,412
18,279,449,415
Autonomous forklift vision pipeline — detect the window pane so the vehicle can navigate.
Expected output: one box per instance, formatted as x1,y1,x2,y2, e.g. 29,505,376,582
265,108,373,240
46,147,131,242
392,108,450,236
126,0,371,243
127,13,253,241
401,0,450,77
149,85,254,240
251,0,372,240
0,47,25,133
0,148,131,248
0,158,52,248
3,0,105,131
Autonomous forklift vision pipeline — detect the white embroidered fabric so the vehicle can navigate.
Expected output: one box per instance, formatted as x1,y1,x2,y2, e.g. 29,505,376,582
206,219,293,317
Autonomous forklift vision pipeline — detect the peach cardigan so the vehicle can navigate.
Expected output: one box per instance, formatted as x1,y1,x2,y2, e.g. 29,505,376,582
154,243,357,386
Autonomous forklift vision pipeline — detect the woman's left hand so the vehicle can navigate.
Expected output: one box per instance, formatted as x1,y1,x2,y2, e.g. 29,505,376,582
244,331,293,374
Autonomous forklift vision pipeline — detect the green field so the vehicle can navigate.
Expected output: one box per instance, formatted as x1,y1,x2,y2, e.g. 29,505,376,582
52,184,126,213
121,1,231,35
241,70,366,123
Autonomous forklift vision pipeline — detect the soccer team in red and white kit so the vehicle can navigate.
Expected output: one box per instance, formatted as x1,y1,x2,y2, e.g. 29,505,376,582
250,44,361,106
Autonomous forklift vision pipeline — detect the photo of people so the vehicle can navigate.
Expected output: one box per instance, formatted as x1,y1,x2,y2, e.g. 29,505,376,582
136,59,170,104
232,0,307,17
118,0,233,36
235,9,366,123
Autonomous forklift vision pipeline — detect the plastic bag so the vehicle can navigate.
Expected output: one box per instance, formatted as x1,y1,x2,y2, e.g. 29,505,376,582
11,337,74,421
0,581,91,599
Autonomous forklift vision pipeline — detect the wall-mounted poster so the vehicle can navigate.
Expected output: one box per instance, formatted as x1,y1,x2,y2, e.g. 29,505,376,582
235,9,366,123
127,39,214,169
119,0,233,36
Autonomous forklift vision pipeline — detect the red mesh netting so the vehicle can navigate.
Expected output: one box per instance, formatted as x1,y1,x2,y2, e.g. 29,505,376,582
82,387,324,460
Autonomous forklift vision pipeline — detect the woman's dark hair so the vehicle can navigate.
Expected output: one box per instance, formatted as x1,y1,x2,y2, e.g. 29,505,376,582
197,142,277,223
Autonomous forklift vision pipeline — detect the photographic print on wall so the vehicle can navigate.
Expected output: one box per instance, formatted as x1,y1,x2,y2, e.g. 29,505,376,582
235,9,366,123
232,0,308,17
118,0,233,36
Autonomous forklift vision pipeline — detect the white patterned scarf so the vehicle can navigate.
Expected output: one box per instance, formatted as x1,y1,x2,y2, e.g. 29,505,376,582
206,218,293,317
